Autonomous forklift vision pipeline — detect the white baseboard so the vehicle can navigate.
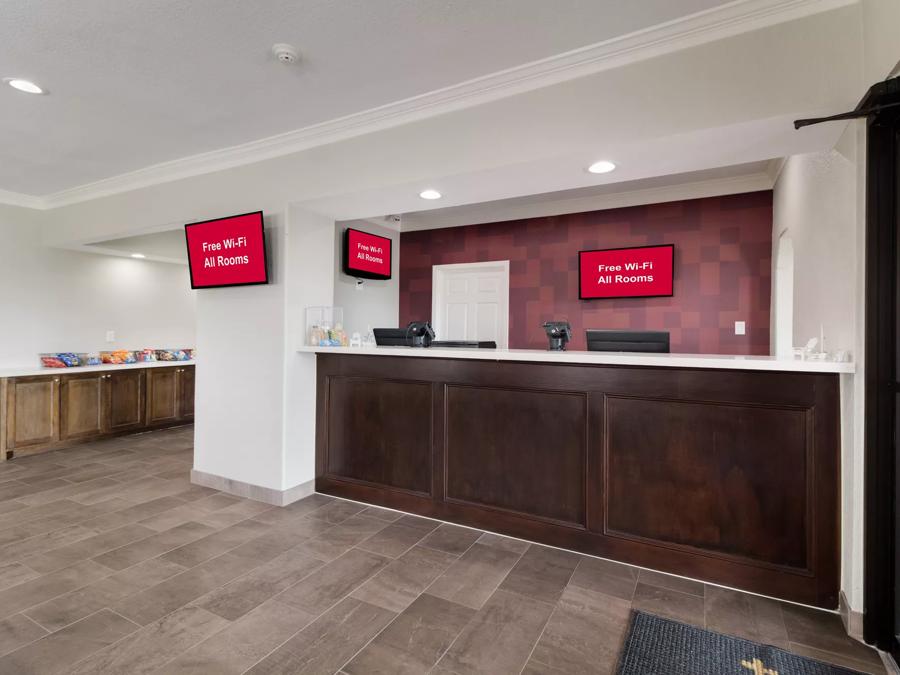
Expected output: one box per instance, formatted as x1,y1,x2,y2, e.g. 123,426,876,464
839,590,865,642
190,469,315,507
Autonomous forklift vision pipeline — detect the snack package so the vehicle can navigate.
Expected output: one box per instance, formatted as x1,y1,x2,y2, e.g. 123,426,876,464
56,353,81,367
102,350,136,364
41,355,68,368
86,353,101,366
138,349,157,362
155,350,176,361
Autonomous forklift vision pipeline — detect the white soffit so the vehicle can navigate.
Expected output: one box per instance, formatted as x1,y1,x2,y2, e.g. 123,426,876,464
0,0,856,210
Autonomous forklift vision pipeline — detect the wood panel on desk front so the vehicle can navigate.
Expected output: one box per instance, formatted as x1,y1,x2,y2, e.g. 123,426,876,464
314,354,840,607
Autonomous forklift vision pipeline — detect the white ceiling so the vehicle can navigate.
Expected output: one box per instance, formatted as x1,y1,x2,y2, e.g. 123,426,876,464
1,0,737,197
85,229,188,263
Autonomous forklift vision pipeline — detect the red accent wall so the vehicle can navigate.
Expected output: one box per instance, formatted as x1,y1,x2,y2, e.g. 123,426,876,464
399,191,773,354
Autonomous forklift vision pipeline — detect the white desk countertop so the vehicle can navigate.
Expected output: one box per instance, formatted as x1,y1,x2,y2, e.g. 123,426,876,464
297,346,854,374
0,360,196,379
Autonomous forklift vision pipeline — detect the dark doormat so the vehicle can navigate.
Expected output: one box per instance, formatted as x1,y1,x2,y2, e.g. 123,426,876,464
616,611,867,675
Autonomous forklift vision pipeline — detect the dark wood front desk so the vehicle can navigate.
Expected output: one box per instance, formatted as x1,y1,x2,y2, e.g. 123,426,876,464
312,350,844,608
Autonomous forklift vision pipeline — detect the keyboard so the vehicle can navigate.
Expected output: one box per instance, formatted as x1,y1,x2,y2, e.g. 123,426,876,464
430,341,497,349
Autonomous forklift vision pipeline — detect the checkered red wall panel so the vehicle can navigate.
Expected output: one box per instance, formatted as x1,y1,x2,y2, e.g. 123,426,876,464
399,191,773,354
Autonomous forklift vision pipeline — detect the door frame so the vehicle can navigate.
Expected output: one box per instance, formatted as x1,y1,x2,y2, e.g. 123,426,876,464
863,76,900,657
431,260,510,348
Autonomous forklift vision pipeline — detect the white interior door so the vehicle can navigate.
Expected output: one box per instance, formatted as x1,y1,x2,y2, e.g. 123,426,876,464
432,261,510,348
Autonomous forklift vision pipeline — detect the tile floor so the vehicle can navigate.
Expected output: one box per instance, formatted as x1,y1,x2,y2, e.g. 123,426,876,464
0,426,887,674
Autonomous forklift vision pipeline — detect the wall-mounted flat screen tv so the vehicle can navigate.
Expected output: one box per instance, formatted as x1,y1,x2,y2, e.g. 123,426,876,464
579,244,674,299
343,227,392,280
184,211,268,289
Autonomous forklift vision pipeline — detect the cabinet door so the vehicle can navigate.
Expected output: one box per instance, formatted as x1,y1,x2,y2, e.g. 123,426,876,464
178,366,195,420
107,370,145,432
7,376,60,449
60,373,106,441
146,368,179,425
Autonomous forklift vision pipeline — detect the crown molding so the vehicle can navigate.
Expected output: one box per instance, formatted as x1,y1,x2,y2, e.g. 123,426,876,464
0,188,43,210
400,171,775,232
4,0,854,211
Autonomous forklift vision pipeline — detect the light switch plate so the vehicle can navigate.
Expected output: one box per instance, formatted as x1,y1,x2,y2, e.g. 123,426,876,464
105,330,115,343
734,321,746,336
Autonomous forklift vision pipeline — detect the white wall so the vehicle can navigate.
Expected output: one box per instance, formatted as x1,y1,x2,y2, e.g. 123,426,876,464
0,204,195,368
284,206,337,490
772,125,865,612
772,136,858,357
193,212,287,492
333,220,400,338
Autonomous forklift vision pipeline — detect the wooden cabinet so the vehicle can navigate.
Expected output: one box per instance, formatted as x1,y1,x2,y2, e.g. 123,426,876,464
147,367,179,425
107,370,145,433
178,366,195,420
146,365,194,425
60,372,106,441
0,364,194,459
6,375,60,451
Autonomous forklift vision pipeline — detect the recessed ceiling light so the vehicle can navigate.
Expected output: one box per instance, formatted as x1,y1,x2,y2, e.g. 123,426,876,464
131,253,146,259
419,189,442,200
4,78,43,94
587,160,616,174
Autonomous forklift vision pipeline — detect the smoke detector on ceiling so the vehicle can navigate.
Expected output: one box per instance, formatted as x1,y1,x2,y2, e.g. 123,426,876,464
272,43,299,64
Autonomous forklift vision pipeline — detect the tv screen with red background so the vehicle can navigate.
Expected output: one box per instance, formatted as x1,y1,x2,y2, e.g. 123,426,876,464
184,211,268,289
343,228,392,280
579,244,674,299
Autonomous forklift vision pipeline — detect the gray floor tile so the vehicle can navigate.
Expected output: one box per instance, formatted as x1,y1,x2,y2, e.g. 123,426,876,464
352,545,458,613
68,605,228,675
24,523,158,574
568,556,638,602
277,547,390,615
0,561,39,591
498,545,578,604
245,597,395,675
356,521,430,558
704,585,790,647
631,581,705,627
24,558,186,631
92,521,216,571
0,559,110,619
420,523,482,555
159,519,268,568
113,553,261,625
638,568,705,598
345,593,475,675
197,548,325,621
0,609,138,675
530,584,631,674
301,514,389,561
428,543,521,609
781,602,883,666
0,614,48,658
158,599,315,675
438,589,555,675
476,532,531,554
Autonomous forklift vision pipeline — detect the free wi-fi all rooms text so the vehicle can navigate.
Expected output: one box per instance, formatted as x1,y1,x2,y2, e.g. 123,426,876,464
596,261,655,284
201,237,250,268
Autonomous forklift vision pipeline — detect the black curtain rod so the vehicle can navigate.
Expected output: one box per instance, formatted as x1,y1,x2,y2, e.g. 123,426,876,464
794,101,900,129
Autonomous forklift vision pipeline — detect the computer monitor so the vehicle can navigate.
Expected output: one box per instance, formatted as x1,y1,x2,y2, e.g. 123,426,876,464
585,330,670,353
373,322,434,347
373,328,413,347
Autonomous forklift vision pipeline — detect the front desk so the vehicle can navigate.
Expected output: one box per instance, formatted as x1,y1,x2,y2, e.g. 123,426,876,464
302,346,852,608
